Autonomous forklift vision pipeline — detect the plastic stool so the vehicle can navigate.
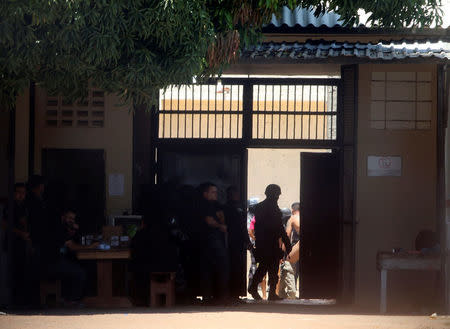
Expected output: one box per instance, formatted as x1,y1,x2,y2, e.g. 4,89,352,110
150,272,175,307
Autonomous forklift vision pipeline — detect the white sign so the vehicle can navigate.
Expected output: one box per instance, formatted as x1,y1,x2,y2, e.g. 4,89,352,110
367,156,402,177
109,173,124,196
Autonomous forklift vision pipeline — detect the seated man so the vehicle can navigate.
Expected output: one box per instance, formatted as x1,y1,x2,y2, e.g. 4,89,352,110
42,209,97,306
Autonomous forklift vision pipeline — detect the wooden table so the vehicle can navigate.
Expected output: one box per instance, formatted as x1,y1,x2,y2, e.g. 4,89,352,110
77,248,132,308
376,251,440,313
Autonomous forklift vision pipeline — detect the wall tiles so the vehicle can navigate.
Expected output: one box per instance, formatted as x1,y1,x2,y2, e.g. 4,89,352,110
369,72,432,130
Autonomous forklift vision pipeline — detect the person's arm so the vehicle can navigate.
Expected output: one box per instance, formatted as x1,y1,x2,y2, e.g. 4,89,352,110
280,224,292,255
13,228,30,241
205,216,227,233
65,239,99,251
216,210,225,225
285,217,293,239
3,218,31,241
240,213,251,246
248,227,255,240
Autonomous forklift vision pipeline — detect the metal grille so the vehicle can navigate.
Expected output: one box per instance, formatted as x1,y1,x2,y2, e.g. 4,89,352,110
252,84,338,140
159,85,243,138
45,90,105,128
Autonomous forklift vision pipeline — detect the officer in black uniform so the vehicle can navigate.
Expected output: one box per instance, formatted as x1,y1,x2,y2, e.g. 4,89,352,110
223,186,250,301
248,184,291,301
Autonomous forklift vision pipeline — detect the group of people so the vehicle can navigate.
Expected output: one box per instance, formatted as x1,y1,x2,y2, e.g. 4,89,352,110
176,182,300,303
3,174,301,307
2,175,95,308
131,182,252,305
132,181,301,305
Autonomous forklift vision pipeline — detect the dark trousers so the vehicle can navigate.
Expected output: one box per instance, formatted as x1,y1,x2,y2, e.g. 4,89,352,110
201,236,229,300
45,258,86,301
12,240,38,306
251,256,279,294
228,247,245,298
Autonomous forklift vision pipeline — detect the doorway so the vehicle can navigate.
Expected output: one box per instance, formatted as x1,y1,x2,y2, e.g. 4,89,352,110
247,148,339,301
152,74,356,302
42,148,106,233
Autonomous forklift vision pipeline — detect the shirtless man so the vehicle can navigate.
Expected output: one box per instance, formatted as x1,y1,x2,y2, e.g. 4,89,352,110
285,202,300,245
278,202,301,299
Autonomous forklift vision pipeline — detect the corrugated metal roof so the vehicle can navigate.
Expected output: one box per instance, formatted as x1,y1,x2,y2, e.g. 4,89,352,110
269,6,344,28
264,6,450,32
241,40,450,60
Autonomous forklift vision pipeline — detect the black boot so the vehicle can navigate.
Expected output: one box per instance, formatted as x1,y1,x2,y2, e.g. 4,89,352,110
248,284,262,301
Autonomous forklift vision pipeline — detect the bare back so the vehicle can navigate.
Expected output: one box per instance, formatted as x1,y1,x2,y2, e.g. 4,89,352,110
286,214,300,241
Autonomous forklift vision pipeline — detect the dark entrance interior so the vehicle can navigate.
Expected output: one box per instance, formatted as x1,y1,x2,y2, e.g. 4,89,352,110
157,147,245,204
42,148,106,233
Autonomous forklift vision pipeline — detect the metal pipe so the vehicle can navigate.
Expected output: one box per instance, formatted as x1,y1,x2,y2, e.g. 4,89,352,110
28,82,35,177
6,106,16,307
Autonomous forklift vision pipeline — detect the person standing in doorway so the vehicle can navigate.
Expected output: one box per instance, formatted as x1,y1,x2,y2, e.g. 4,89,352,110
277,202,301,299
286,202,301,286
248,214,268,300
198,182,229,304
248,184,291,301
223,186,250,302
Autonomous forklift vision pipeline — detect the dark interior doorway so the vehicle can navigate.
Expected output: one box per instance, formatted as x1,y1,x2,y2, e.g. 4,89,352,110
42,149,106,233
157,147,245,204
300,151,340,299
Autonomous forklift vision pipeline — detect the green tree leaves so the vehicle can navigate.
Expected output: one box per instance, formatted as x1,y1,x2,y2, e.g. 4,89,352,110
0,0,443,111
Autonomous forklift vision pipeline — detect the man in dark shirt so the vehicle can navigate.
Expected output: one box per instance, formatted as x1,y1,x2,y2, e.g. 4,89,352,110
248,184,291,301
44,209,97,305
130,212,178,306
26,175,50,256
2,183,29,242
198,182,229,304
223,186,250,301
3,183,35,306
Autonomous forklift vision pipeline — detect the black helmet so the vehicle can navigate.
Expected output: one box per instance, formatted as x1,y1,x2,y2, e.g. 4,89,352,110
264,184,281,198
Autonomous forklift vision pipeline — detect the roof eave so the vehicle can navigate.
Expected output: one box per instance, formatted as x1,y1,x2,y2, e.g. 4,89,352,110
238,56,449,65
262,25,450,38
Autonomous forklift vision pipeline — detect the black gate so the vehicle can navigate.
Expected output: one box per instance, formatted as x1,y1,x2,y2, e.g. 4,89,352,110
151,77,353,301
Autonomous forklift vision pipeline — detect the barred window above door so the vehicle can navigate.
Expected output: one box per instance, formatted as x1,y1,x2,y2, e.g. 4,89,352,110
158,80,339,142
252,84,338,140
159,85,243,139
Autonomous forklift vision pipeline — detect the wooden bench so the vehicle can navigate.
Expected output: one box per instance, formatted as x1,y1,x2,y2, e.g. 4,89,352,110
40,279,61,306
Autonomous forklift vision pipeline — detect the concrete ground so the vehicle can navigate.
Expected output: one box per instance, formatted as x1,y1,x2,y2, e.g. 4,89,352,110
2,304,450,329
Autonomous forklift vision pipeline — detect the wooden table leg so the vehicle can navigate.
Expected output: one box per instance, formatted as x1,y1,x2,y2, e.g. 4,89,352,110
83,259,132,308
97,260,112,299
380,269,387,313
